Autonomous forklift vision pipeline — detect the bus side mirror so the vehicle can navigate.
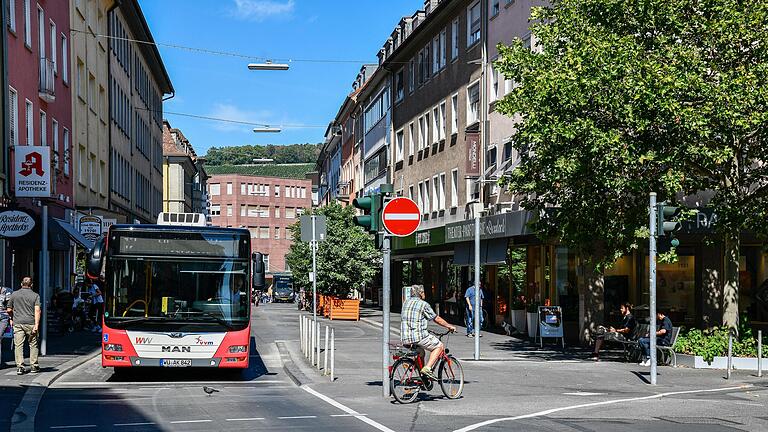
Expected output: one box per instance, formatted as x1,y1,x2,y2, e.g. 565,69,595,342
252,252,265,291
86,237,106,279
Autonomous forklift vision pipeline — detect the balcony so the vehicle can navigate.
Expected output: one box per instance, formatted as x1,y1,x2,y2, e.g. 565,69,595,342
39,57,55,103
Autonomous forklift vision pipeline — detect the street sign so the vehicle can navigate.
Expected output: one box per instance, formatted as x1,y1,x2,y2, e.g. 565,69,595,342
381,197,420,237
300,215,327,242
15,145,51,197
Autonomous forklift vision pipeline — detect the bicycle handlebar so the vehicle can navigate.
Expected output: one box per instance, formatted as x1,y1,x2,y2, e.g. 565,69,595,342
429,329,454,338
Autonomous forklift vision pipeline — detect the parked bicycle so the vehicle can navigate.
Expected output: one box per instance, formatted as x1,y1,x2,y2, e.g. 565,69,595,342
389,330,464,403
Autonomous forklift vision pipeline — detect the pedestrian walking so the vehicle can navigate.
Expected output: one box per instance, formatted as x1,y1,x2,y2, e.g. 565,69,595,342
7,277,41,375
464,283,484,337
87,279,104,332
0,285,13,368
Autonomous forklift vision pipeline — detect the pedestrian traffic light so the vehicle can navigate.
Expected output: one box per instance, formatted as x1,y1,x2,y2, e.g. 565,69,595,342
352,193,381,234
656,203,682,246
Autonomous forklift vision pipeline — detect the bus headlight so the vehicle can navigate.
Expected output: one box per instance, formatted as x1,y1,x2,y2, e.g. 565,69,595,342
228,345,247,353
104,344,123,352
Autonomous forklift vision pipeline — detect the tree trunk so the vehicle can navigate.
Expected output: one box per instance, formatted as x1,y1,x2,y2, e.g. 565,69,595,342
579,262,604,345
722,232,740,335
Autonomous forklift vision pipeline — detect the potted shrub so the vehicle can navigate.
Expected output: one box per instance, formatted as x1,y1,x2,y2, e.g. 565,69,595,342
526,301,540,338
510,296,527,334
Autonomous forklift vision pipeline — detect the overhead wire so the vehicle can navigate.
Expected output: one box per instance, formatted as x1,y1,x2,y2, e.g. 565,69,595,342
135,107,327,129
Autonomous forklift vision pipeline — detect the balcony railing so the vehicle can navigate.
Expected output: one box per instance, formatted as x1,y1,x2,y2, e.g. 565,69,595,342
39,57,55,102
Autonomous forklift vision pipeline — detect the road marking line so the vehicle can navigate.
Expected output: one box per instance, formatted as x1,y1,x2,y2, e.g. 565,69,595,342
49,426,97,430
301,385,396,432
453,385,752,432
53,380,285,386
225,418,265,421
562,392,604,396
113,422,156,427
169,420,212,424
278,416,317,419
734,402,763,407
331,414,368,417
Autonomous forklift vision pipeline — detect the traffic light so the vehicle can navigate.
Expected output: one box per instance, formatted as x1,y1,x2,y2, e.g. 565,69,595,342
656,203,682,247
352,194,381,234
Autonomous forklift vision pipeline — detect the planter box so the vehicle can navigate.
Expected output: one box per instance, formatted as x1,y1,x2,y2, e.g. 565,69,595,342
511,310,527,334
689,355,768,370
526,312,538,338
328,297,360,321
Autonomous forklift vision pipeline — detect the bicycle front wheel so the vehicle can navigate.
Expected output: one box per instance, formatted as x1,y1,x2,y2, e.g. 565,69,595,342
438,355,464,399
390,358,421,404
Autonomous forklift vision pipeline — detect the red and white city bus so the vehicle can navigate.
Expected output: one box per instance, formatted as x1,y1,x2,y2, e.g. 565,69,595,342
87,215,264,371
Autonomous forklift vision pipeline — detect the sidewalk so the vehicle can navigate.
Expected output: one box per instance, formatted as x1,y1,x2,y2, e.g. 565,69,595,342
1,330,101,432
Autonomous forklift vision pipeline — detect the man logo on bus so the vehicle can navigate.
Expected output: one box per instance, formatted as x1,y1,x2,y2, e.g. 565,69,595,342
135,337,153,345
19,151,45,177
195,336,214,346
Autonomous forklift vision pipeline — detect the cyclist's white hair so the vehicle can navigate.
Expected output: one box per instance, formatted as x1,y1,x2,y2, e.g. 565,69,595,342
411,284,425,297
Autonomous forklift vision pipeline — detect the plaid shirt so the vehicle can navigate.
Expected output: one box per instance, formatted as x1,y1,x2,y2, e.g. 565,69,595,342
0,287,11,319
400,297,437,344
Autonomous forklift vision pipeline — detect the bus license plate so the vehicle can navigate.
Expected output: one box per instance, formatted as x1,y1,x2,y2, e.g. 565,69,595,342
161,359,192,367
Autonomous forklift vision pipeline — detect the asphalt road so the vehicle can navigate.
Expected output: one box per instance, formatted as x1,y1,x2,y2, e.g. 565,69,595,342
33,302,379,432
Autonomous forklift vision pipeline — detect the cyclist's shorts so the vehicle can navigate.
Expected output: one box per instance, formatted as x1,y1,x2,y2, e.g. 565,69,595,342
416,334,441,351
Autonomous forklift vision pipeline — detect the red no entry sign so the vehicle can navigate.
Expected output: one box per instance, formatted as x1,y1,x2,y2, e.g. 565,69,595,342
382,197,421,237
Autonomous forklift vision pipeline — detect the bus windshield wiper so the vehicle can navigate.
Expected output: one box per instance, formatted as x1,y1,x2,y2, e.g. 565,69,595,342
186,311,235,329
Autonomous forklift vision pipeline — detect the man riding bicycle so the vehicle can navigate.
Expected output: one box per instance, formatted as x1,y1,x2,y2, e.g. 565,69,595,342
400,285,456,381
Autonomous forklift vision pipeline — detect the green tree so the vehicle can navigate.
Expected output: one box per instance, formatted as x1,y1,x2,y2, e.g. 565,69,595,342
205,143,320,166
496,0,768,332
285,202,380,298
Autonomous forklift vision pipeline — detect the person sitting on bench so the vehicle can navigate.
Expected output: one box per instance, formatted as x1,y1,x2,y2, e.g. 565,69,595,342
638,310,673,367
589,302,637,360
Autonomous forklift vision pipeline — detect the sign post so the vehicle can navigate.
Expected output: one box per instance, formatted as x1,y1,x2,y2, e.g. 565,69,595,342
300,215,326,343
381,198,421,237
649,192,658,385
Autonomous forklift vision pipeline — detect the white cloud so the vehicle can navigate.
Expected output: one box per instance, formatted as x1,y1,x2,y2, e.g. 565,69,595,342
231,0,295,21
209,103,273,133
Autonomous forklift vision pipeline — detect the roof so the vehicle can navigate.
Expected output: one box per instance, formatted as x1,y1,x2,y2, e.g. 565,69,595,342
205,164,315,179
120,0,174,94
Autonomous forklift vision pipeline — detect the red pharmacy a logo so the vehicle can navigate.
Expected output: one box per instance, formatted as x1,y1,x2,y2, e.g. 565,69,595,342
19,152,44,177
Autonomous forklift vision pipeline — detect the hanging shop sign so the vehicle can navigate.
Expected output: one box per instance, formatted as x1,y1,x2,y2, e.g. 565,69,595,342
445,210,533,243
78,214,103,242
14,146,51,197
102,218,117,233
465,132,481,177
0,210,35,238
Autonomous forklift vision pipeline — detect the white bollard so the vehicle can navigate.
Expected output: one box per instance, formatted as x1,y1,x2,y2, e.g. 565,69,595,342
304,317,309,358
727,331,733,380
311,320,317,365
299,315,303,356
323,325,330,374
330,328,335,382
758,330,763,378
316,324,321,371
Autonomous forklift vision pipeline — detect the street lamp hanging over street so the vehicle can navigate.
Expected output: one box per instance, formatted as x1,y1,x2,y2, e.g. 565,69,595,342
253,127,281,133
248,60,290,71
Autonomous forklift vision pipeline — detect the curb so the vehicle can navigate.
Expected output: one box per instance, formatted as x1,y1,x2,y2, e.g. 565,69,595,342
275,341,310,387
11,348,101,432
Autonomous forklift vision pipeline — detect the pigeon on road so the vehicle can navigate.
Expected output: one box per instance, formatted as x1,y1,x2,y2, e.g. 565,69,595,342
203,386,220,396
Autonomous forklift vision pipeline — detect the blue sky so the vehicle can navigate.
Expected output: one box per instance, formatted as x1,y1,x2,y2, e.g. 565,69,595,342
138,0,420,156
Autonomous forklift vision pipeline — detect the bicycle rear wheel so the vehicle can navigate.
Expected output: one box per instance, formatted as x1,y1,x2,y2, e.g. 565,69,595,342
390,358,421,404
438,355,464,399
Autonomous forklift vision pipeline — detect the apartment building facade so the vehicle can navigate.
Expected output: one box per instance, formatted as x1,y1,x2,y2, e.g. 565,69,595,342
108,0,172,223
162,120,207,214
207,171,312,276
71,0,116,220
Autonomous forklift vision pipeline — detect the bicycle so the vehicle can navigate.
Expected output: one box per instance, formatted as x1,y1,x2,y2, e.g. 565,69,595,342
389,330,464,404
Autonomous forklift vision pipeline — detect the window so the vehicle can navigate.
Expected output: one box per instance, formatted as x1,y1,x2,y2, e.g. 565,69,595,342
432,176,439,212
451,169,459,208
300,187,306,199
88,73,96,108
468,2,481,46
78,145,85,183
274,207,280,218
274,185,280,197
440,173,446,210
37,6,44,58
424,112,430,146
408,59,415,93
61,35,68,83
241,183,246,195
9,88,18,148
25,99,32,146
77,59,85,100
99,86,106,119
490,64,499,101
432,107,440,144
395,129,404,162
23,0,30,47
240,204,246,216
451,93,459,134
259,227,269,239
89,154,95,189
209,184,221,196
432,36,440,72
226,182,233,194
263,255,270,272
440,29,447,68
52,119,58,169
50,21,56,73
451,18,459,59
100,161,105,194
395,68,404,102
63,128,69,175
210,204,221,216
408,122,415,157
417,182,424,213
226,204,233,216
275,227,281,240
491,0,500,16
467,82,480,125
409,184,414,201
424,179,431,214
285,207,296,219
439,102,447,140
418,116,426,150
7,0,16,32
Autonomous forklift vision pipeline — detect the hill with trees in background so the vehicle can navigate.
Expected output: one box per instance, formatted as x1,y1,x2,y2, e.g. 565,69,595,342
204,143,320,166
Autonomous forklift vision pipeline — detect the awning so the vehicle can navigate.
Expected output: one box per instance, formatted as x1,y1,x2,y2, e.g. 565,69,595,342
452,238,509,266
52,218,95,250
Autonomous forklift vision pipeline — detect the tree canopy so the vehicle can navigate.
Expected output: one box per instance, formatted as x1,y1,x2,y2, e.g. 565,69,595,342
284,203,380,298
205,143,320,166
496,0,768,328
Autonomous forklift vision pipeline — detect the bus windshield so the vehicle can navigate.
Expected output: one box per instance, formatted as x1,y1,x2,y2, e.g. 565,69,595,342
106,258,249,331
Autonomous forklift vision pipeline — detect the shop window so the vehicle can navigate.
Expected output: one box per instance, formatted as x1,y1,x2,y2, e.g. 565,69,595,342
643,254,695,325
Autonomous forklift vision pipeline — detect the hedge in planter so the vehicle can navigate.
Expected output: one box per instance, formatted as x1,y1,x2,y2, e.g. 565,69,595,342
674,317,768,363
